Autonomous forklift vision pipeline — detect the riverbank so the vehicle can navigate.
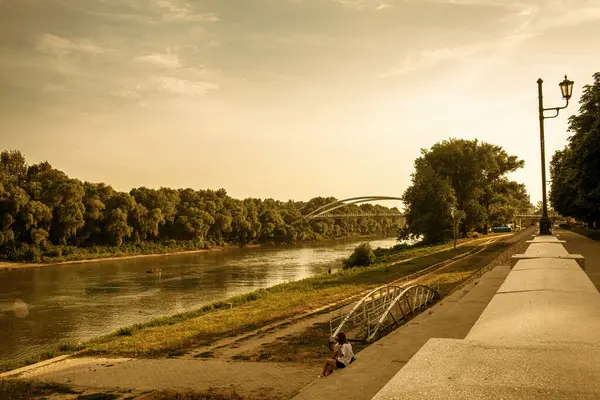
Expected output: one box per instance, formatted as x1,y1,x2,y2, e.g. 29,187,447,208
70,235,512,357
0,233,515,374
0,234,394,271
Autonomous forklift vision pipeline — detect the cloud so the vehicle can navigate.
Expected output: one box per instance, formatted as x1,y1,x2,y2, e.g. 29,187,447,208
134,49,180,68
112,76,218,99
154,0,220,21
335,0,394,10
382,32,531,77
37,33,103,56
43,83,69,92
112,88,141,99
376,2,394,10
154,76,218,95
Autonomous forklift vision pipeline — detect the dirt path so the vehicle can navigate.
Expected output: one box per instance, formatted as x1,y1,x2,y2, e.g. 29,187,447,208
14,357,315,400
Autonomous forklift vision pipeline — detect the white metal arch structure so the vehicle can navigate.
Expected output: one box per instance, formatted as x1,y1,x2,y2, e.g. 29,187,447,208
365,284,440,343
305,196,404,220
330,285,404,339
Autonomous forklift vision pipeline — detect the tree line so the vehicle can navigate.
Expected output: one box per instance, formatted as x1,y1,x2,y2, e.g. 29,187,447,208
400,138,531,244
0,150,402,262
550,73,600,228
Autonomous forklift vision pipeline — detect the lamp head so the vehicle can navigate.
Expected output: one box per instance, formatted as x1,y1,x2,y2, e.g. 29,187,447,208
559,75,574,100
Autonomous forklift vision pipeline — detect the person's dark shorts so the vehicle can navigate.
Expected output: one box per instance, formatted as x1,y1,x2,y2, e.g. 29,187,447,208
335,360,346,369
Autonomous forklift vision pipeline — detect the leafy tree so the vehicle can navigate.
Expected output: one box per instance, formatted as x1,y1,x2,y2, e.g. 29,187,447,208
550,73,600,227
401,139,526,242
400,160,457,244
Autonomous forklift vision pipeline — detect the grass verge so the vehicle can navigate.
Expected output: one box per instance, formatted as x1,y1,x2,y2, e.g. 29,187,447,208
566,225,600,241
80,242,481,357
0,342,84,373
237,231,532,364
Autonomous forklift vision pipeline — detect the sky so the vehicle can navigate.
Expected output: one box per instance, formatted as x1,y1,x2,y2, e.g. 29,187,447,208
1,0,600,209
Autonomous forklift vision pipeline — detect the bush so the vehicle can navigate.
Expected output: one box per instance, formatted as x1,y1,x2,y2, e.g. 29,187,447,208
343,243,377,268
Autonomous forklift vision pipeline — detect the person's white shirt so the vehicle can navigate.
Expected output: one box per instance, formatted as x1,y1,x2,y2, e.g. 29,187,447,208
336,343,354,365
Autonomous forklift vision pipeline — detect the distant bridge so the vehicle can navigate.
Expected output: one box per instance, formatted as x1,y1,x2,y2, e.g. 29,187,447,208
515,214,566,224
305,196,404,221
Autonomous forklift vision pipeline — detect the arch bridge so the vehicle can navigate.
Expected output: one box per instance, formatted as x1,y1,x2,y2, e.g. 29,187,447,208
305,196,404,221
515,214,566,226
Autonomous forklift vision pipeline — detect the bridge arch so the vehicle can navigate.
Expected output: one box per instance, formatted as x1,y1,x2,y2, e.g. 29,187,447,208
305,196,403,220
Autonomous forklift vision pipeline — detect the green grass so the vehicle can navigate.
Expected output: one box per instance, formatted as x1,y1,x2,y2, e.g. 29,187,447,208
568,225,600,241
0,342,84,373
0,379,77,400
80,243,477,357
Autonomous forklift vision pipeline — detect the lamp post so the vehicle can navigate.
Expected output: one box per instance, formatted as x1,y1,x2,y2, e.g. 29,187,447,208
537,75,574,235
450,207,457,249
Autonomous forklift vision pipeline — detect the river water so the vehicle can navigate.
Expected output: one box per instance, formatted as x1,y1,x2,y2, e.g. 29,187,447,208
0,236,398,364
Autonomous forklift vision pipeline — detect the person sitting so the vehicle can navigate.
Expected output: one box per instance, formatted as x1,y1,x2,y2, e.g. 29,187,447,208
320,332,354,377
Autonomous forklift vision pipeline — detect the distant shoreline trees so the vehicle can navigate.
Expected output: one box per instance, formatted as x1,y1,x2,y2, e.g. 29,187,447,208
0,150,402,263
399,139,530,244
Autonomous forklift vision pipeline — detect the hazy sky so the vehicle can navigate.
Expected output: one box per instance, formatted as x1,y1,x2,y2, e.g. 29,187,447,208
1,0,599,207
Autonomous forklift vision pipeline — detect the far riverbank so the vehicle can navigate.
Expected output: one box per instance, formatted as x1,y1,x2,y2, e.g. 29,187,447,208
0,234,394,272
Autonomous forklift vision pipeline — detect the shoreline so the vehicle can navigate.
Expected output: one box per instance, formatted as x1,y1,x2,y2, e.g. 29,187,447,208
0,233,397,272
0,247,230,271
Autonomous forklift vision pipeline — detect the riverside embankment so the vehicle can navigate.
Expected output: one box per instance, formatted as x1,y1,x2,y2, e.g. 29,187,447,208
1,236,399,367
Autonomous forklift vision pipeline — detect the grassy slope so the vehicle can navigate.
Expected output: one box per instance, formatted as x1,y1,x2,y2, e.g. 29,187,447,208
82,243,477,357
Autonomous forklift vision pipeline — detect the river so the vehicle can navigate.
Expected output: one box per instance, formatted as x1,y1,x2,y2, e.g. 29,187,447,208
0,236,398,364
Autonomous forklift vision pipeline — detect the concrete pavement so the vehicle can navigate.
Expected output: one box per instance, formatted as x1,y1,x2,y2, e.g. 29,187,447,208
372,234,600,400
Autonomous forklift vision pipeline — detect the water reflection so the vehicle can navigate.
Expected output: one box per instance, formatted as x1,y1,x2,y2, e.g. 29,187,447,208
0,236,398,363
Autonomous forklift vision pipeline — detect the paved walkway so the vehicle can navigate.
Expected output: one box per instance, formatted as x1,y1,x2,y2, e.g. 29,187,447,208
292,264,511,400
558,229,600,289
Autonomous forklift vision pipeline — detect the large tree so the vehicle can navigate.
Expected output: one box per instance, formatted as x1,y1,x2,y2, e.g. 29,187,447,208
401,139,526,243
550,73,600,227
401,160,457,244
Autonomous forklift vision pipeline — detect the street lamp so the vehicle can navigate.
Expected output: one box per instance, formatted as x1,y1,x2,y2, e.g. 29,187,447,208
537,75,574,235
450,206,457,249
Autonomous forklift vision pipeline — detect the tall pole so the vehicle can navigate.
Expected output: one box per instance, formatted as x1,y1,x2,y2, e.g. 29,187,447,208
453,217,457,249
537,78,551,235
453,210,457,249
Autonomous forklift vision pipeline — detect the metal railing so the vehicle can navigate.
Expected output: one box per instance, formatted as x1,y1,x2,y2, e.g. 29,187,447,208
329,284,439,343
366,285,440,342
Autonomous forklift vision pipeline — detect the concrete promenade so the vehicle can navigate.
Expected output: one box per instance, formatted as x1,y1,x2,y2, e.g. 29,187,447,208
372,234,600,400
